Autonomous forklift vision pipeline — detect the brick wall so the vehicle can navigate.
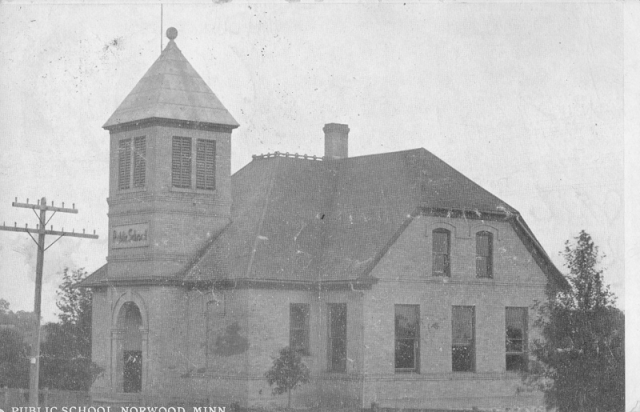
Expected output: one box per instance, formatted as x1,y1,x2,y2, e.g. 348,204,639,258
362,215,548,410
91,213,550,409
107,124,233,280
90,288,110,393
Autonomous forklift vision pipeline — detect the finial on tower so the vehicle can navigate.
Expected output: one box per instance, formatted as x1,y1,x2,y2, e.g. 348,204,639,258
166,27,178,41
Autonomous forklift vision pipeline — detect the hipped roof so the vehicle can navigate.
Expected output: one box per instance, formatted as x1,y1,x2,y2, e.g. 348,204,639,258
183,149,565,288
103,38,238,129
78,148,567,290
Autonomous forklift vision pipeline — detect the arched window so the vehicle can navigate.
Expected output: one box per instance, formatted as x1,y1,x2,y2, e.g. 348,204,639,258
432,229,451,277
476,231,493,278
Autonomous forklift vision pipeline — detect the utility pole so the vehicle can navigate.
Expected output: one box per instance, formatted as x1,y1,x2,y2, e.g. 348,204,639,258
0,197,98,407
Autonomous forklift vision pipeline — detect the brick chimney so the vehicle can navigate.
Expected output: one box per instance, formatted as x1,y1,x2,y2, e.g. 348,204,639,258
323,123,349,160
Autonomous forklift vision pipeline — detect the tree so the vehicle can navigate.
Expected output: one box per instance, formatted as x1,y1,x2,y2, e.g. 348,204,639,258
40,267,102,390
265,346,310,409
0,299,36,340
0,298,9,314
527,231,624,412
0,299,30,388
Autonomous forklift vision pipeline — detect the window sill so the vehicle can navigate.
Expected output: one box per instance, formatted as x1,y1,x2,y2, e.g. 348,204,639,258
117,187,147,194
505,369,528,375
383,371,524,382
170,186,216,195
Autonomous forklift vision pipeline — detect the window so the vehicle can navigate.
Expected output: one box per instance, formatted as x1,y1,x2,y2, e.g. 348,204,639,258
118,138,132,190
476,231,493,278
172,136,192,188
452,306,475,372
395,305,420,372
118,137,147,190
432,229,450,276
196,139,216,190
328,303,347,372
290,304,310,355
506,307,528,372
133,136,146,188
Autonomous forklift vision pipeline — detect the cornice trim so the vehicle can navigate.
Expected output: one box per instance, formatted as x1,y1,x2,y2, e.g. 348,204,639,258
104,117,238,133
82,276,378,290
376,278,547,288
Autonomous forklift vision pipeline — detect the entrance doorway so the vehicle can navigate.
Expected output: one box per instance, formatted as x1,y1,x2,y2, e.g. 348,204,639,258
117,302,143,393
123,350,142,392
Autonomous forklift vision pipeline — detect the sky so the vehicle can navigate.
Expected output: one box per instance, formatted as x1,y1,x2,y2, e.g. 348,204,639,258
0,0,638,400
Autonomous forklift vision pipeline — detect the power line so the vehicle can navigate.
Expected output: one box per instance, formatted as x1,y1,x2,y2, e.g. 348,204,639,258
0,197,98,407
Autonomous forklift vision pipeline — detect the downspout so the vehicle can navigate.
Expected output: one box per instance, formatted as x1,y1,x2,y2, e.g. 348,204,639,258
350,281,366,408
205,287,212,370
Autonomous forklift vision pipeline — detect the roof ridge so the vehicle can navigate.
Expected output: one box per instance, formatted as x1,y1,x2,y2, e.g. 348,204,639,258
315,159,342,280
418,147,519,213
180,219,233,280
252,151,325,161
247,148,426,163
333,147,424,161
244,157,281,278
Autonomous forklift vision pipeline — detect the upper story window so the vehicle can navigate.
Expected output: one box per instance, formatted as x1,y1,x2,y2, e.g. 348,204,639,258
432,229,451,277
395,304,420,372
118,136,146,190
172,136,192,188
172,136,216,190
290,303,310,355
476,231,493,278
506,307,528,372
133,137,146,188
196,139,216,190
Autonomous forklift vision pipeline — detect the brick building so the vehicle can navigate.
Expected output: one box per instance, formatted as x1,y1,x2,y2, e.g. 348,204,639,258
79,29,568,410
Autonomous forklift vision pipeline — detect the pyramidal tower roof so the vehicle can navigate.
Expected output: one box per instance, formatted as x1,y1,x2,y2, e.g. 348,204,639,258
104,28,239,129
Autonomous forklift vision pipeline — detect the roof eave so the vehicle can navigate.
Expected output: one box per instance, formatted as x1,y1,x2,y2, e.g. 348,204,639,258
510,215,570,291
183,277,379,291
418,206,569,291
102,117,240,133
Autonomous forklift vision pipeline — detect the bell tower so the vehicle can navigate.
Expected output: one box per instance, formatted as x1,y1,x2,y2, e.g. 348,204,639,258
103,28,239,281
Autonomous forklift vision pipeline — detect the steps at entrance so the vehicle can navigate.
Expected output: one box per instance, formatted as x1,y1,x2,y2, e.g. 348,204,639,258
92,392,142,407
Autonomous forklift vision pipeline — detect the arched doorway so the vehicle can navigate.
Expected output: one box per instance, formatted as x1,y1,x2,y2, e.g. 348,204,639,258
116,302,143,393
